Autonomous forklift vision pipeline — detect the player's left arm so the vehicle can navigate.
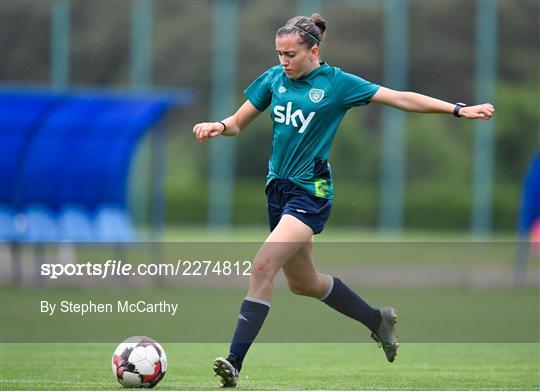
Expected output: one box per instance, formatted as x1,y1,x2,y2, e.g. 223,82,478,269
371,86,494,120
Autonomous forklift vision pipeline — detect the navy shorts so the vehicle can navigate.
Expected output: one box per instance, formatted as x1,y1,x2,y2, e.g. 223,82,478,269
266,179,333,234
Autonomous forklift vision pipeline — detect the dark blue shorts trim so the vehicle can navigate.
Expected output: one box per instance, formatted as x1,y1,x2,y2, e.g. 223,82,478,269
266,179,332,234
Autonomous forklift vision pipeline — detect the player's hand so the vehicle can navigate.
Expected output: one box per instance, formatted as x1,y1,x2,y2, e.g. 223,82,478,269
192,122,226,143
459,103,494,120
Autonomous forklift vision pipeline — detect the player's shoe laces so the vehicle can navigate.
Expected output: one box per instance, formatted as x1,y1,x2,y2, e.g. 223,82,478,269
371,307,399,362
213,357,239,388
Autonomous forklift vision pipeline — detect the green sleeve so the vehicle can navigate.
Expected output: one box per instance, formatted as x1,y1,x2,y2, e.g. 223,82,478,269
243,66,279,112
336,70,380,109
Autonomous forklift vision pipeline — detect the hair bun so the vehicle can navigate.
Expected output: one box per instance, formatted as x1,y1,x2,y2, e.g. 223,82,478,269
311,13,327,35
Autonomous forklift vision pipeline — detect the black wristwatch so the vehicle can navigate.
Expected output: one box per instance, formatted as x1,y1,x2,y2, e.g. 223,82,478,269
453,102,466,118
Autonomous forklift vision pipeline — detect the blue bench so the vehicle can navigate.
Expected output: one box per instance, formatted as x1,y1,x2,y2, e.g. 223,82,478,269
0,88,187,242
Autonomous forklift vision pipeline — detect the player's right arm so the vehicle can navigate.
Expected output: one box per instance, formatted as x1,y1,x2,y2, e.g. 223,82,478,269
193,100,261,142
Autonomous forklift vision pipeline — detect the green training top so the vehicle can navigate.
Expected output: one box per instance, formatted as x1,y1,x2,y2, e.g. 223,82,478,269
244,62,379,199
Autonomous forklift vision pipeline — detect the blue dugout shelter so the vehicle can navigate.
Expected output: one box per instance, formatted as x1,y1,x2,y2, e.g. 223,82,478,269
0,87,192,242
514,149,540,286
518,150,540,238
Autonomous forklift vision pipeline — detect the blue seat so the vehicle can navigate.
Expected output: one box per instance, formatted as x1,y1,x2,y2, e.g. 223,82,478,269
58,205,95,242
0,205,20,242
22,205,59,242
95,205,137,242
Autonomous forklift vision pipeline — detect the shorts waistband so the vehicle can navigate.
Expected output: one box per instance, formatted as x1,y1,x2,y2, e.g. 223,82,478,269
271,179,294,184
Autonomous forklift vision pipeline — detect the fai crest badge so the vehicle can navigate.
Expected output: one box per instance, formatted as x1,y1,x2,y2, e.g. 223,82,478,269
309,88,324,103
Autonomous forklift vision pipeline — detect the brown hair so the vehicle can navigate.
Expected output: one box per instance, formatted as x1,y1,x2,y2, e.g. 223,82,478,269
276,14,327,48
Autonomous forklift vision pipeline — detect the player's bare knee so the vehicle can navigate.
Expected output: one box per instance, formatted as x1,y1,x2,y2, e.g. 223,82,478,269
250,258,277,283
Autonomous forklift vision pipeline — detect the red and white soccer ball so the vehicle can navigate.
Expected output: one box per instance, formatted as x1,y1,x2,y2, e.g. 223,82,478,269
112,336,167,388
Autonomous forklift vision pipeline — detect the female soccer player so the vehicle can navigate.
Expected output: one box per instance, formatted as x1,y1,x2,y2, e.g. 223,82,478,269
193,14,494,388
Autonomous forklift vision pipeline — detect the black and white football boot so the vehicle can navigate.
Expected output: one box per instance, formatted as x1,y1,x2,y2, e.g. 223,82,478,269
371,307,399,362
213,357,239,388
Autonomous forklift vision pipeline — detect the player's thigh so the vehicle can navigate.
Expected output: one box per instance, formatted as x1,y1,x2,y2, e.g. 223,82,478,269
253,214,314,274
282,239,321,289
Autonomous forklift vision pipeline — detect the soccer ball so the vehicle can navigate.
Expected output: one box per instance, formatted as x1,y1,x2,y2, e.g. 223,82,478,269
112,336,167,388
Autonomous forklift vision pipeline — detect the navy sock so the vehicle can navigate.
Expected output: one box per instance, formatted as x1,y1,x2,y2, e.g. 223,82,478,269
228,297,270,372
321,277,381,333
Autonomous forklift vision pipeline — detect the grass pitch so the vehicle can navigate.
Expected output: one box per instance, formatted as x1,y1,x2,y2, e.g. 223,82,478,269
1,229,537,390
1,342,538,390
